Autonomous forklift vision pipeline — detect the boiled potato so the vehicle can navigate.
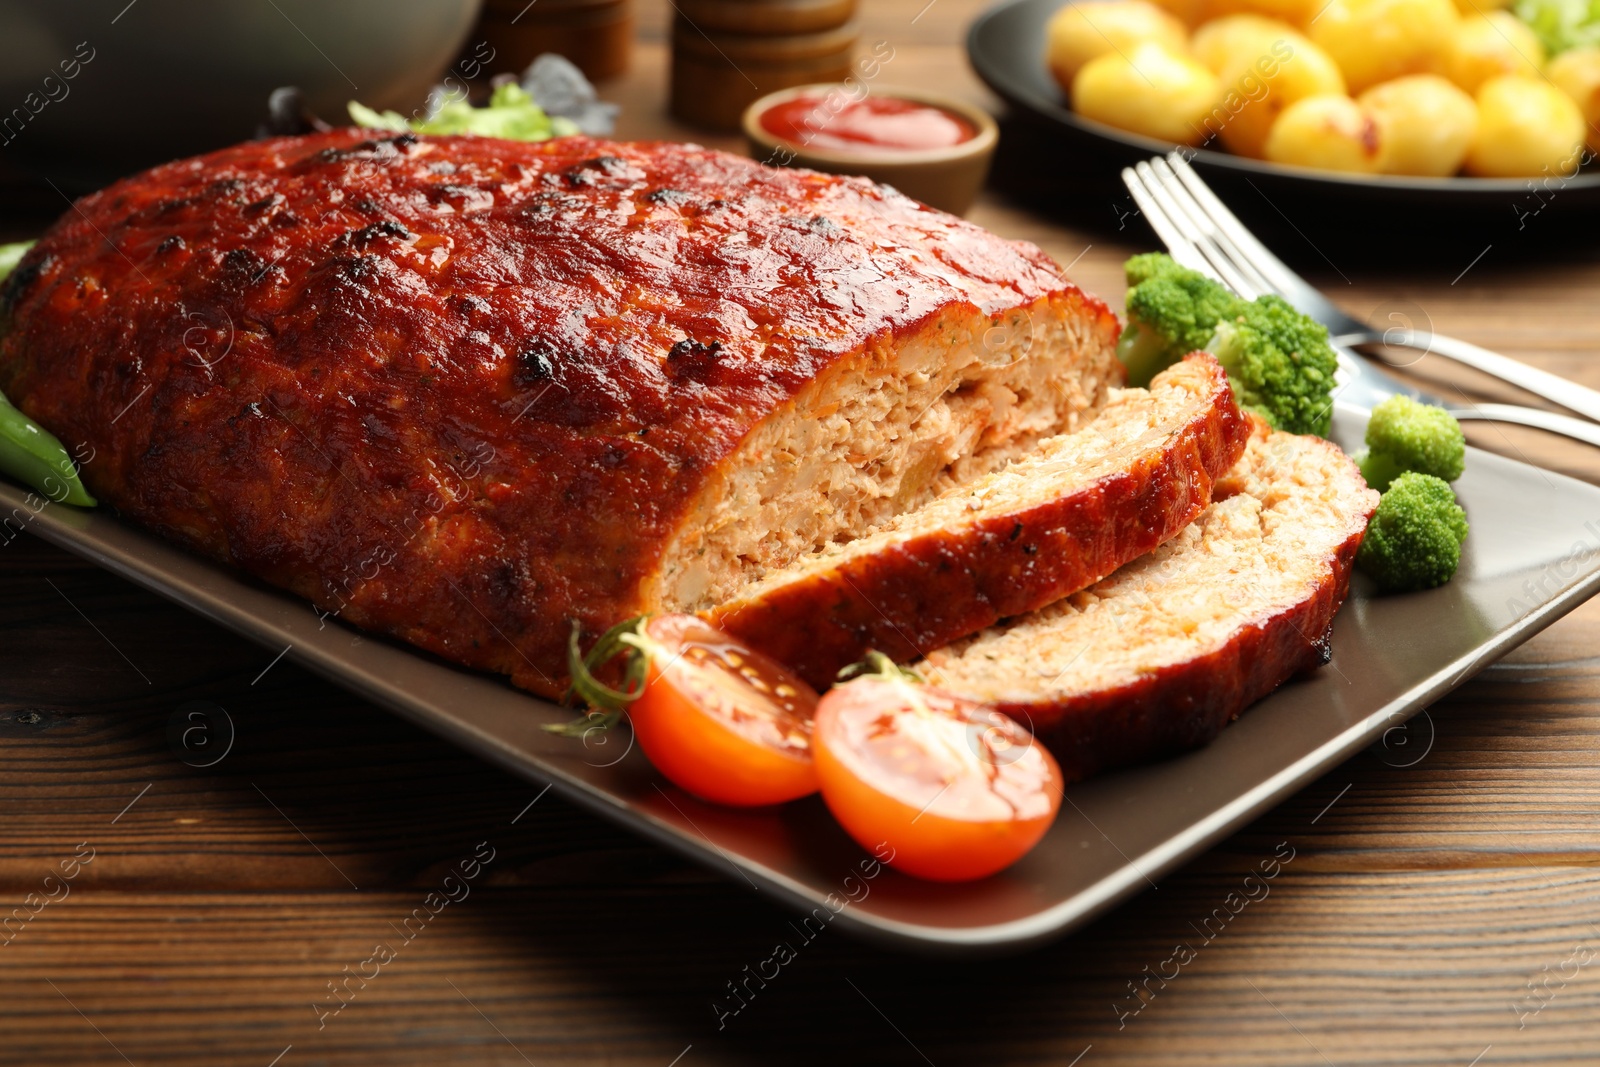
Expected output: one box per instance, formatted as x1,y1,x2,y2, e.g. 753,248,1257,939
1191,13,1290,71
1145,0,1210,28
1465,74,1586,176
1263,93,1386,172
1046,0,1189,89
1192,15,1346,157
1309,0,1459,93
1359,74,1477,175
1194,0,1318,27
1444,11,1543,93
1072,42,1223,144
1547,46,1600,153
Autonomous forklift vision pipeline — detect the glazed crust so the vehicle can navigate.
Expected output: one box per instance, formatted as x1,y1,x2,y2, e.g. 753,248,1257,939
0,130,1113,696
707,353,1250,688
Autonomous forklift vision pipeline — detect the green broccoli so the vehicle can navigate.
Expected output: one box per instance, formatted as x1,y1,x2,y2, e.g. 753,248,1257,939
1353,394,1465,491
1513,0,1600,55
1117,255,1245,388
1357,472,1469,592
1117,253,1338,436
1207,294,1339,436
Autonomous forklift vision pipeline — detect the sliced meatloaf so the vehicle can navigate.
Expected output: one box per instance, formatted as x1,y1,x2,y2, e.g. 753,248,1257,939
918,419,1379,782
706,353,1250,688
0,130,1121,697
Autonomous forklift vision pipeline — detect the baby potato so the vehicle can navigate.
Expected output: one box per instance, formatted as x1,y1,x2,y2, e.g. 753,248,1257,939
1195,0,1318,27
1444,11,1543,93
1192,16,1346,157
1465,74,1586,176
1072,42,1223,144
1309,0,1459,93
1547,46,1600,153
1046,0,1190,90
1359,74,1477,175
1191,13,1291,71
1263,93,1386,172
1145,0,1210,28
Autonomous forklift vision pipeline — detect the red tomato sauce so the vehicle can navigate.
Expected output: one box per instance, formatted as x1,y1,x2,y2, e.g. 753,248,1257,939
760,93,978,153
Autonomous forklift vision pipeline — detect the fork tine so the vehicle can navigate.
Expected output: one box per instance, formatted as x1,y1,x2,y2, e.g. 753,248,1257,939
1164,153,1310,302
1120,166,1219,282
1146,158,1275,300
1133,161,1262,298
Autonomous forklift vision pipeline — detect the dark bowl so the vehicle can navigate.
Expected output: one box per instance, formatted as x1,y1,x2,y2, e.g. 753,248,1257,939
966,0,1600,266
0,0,483,192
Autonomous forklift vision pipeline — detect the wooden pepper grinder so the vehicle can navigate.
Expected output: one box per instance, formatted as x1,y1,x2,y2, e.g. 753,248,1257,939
473,0,636,82
671,0,860,132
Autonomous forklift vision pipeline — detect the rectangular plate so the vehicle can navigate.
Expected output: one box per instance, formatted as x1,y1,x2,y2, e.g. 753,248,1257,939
7,404,1600,953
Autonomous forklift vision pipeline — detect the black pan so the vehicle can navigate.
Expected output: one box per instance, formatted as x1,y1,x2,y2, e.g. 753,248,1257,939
967,0,1600,265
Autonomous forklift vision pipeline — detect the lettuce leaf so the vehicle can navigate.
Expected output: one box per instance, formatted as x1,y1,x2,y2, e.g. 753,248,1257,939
348,84,578,142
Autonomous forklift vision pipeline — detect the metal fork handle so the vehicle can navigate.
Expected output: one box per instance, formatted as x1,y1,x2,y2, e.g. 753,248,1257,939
1332,328,1600,426
1449,403,1600,447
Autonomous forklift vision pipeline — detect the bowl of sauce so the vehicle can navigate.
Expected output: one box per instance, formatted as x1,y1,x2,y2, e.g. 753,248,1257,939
743,84,999,216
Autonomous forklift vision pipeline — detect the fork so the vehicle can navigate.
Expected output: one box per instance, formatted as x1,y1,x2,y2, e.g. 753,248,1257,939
1122,153,1600,448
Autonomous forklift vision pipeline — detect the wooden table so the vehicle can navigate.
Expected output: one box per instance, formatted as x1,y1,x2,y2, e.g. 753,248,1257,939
6,2,1600,1063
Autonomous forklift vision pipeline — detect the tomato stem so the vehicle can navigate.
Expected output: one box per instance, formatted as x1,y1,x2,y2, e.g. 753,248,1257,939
543,615,649,736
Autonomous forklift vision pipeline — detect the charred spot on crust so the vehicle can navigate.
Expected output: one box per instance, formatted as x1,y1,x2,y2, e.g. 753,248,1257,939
644,188,690,204
157,235,185,254
156,196,199,216
339,255,380,283
352,197,385,215
222,247,265,282
347,219,412,247
514,339,558,383
312,133,418,166
244,193,286,217
559,156,644,191
667,338,723,380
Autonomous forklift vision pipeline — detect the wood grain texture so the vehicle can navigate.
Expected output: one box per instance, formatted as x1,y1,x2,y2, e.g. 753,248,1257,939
4,0,1600,1061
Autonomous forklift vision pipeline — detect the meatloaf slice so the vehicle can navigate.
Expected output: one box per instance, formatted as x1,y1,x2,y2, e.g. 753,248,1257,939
918,419,1379,782
0,130,1121,698
705,353,1249,688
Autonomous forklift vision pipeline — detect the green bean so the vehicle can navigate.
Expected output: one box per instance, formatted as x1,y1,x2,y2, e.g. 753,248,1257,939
0,239,96,507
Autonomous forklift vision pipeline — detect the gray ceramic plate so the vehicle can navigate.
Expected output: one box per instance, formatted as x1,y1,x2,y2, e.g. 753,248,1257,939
6,403,1599,953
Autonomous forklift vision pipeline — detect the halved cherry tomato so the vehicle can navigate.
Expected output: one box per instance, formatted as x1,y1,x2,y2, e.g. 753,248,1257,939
813,668,1061,882
578,614,821,807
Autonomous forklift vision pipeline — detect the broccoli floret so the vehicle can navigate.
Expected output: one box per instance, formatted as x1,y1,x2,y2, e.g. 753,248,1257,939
1354,448,1407,492
1116,255,1245,387
1355,394,1465,490
1206,294,1339,437
1357,472,1469,591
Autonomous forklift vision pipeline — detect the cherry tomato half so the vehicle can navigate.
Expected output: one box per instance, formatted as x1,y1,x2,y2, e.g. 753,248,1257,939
625,615,820,807
813,676,1061,882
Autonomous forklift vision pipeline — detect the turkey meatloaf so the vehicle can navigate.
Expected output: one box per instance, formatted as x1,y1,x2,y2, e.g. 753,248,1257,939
0,129,1121,696
919,419,1380,781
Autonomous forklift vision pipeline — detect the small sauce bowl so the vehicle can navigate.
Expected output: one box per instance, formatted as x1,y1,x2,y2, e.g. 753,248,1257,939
743,84,999,216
